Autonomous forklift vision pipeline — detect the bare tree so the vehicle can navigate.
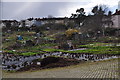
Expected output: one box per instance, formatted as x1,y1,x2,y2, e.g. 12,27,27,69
82,5,113,37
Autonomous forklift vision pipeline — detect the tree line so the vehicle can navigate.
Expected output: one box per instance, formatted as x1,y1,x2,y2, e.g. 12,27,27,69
70,5,118,37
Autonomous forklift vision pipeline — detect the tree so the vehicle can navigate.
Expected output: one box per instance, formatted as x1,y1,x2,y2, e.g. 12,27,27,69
76,8,85,15
76,8,86,26
71,13,77,18
82,5,113,37
92,5,108,15
92,6,98,14
71,8,86,26
108,11,112,16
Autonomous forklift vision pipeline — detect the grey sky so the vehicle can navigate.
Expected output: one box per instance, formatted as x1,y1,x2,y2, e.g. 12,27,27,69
1,0,119,20
1,2,70,19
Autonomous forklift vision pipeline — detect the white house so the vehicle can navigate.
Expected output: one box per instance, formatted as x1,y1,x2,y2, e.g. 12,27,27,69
11,21,19,27
25,19,42,27
112,15,120,29
32,19,42,26
0,22,6,28
25,20,33,27
103,10,120,29
111,9,120,29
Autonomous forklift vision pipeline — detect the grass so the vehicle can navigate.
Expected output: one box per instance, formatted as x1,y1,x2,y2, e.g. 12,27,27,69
67,47,120,54
3,42,120,56
4,50,46,56
42,42,120,55
20,52,44,56
17,43,57,52
72,43,120,54
40,43,57,47
78,42,113,48
42,48,68,53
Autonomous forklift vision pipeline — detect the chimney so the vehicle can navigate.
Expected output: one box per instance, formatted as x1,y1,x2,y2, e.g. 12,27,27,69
116,9,118,13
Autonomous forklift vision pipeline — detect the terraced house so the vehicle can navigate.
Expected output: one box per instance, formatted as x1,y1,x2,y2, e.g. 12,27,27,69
21,17,75,27
112,9,120,28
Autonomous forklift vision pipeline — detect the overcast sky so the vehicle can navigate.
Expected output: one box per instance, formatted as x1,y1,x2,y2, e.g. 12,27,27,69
1,0,120,20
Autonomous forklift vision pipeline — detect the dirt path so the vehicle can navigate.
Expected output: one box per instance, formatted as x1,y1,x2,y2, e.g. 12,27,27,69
2,58,119,78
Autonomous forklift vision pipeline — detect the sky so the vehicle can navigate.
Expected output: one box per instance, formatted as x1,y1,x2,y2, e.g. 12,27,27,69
0,0,120,20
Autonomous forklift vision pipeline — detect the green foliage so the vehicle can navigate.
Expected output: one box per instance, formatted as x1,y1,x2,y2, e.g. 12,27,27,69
21,52,42,56
67,46,120,54
71,8,86,25
42,48,69,53
4,42,120,56
4,50,45,56
75,43,120,54
42,42,120,55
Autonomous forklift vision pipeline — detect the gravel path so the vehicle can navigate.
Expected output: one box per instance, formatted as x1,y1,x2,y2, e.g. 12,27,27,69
2,58,119,78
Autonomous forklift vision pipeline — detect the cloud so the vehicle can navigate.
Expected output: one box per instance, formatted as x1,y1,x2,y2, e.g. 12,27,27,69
1,0,89,2
62,0,119,16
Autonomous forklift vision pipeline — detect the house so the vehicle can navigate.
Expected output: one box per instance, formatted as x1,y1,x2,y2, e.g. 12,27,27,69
25,19,34,27
101,9,120,29
41,17,75,25
23,17,75,27
0,17,75,29
112,9,120,36
32,19,42,26
11,20,19,27
19,20,25,27
1,20,19,28
112,9,120,29
25,18,41,27
0,21,6,28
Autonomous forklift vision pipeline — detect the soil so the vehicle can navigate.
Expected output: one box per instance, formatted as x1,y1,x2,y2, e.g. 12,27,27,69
18,56,81,72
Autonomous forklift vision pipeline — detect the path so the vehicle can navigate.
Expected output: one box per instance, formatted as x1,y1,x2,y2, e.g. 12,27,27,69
2,58,119,78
